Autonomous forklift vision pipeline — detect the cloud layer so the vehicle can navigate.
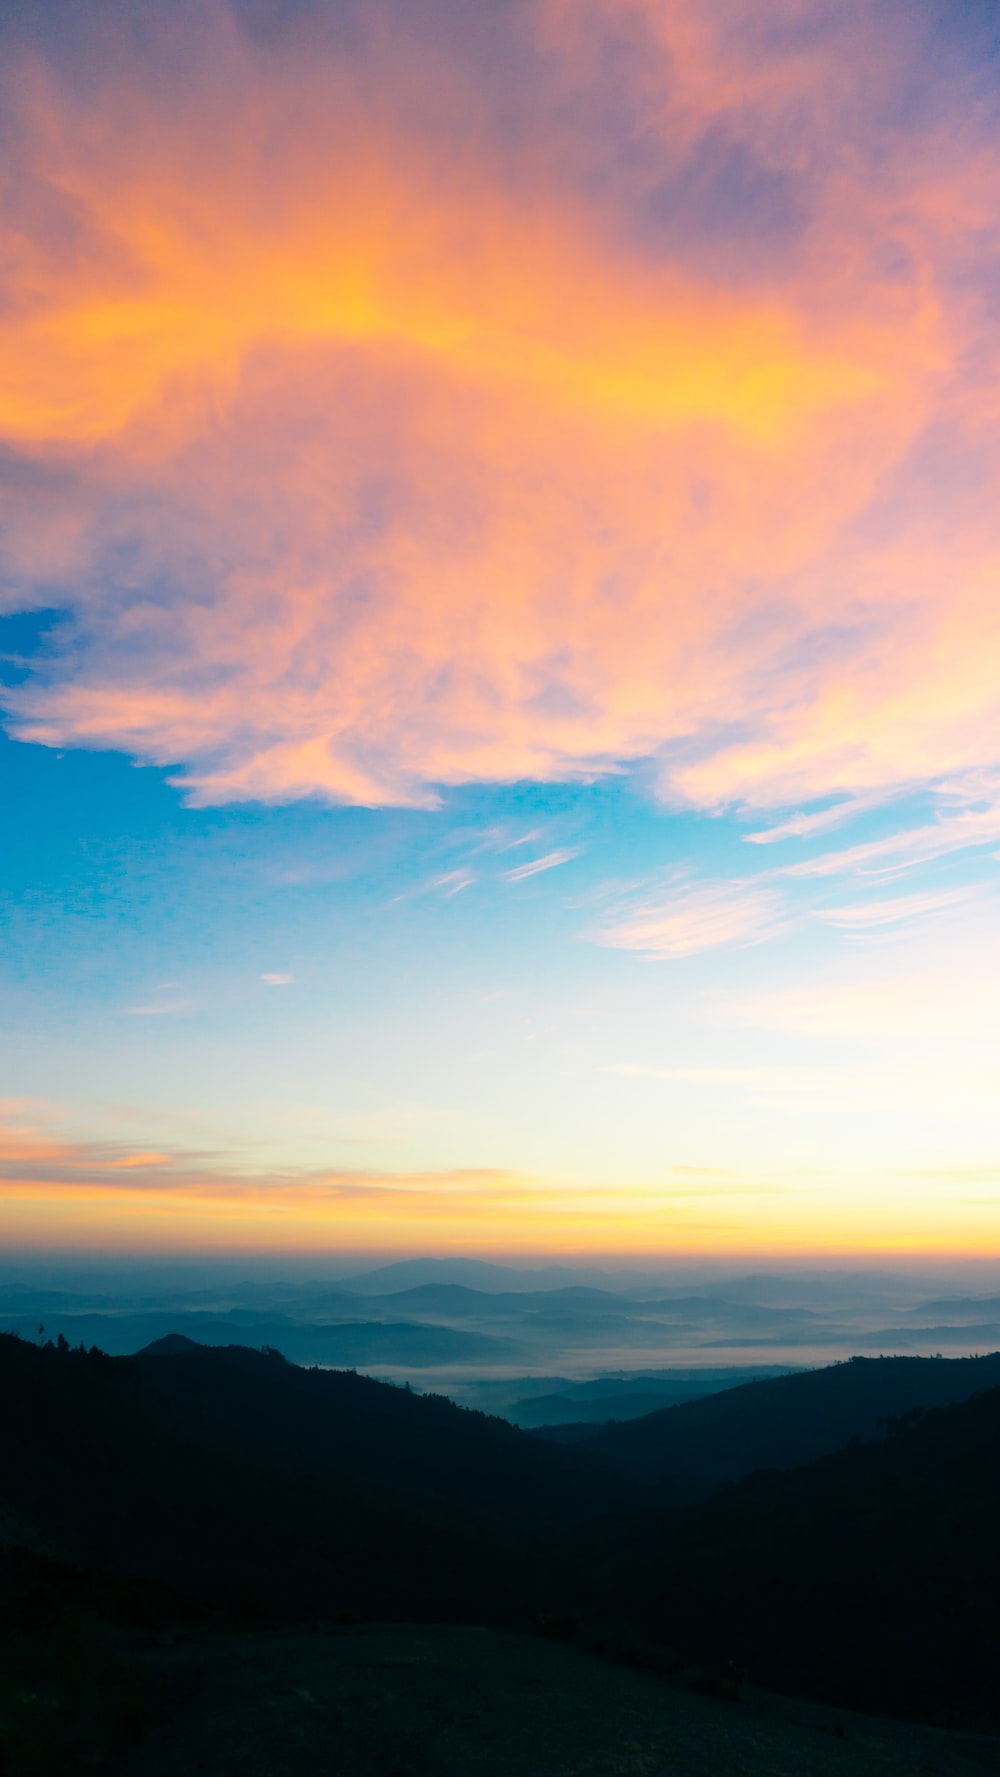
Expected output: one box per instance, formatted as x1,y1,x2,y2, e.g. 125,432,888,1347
4,1098,990,1256
2,0,999,816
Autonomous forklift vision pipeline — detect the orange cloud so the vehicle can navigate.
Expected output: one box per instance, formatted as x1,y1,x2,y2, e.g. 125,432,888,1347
1,1,998,816
1,1103,998,1258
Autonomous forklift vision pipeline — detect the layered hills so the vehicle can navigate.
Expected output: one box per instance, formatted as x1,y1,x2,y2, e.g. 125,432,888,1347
7,1262,1000,1384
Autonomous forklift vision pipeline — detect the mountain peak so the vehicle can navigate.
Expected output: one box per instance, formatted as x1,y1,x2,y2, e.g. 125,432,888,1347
138,1333,203,1356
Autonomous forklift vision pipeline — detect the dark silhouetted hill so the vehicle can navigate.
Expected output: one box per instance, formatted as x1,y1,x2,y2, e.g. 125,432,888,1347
508,1368,797,1429
534,1352,1000,1491
513,1390,700,1430
0,1310,522,1366
579,1382,1000,1726
0,1332,627,1624
6,1334,1000,1733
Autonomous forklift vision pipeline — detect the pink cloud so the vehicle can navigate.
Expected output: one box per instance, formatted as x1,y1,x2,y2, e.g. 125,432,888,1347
1,2,999,817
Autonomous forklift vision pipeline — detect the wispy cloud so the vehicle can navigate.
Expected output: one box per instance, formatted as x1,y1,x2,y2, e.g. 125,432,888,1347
503,848,579,883
745,795,896,846
125,1000,191,1017
496,829,544,853
0,1104,765,1249
814,888,978,929
0,1103,523,1206
783,804,1000,880
434,869,476,897
588,879,785,960
260,972,294,986
105,1152,170,1169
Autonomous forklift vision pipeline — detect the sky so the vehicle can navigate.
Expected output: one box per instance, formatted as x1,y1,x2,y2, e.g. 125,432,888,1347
3,0,1000,1261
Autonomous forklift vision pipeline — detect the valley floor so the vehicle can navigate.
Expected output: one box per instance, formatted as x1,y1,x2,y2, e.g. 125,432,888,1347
120,1623,1000,1777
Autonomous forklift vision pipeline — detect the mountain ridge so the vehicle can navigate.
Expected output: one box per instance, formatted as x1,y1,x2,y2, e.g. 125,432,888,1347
532,1350,1000,1490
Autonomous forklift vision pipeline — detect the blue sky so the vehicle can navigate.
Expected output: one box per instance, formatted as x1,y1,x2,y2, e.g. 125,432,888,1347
4,702,1000,1256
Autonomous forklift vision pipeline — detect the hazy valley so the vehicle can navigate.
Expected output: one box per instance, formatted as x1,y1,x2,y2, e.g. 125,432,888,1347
5,1258,1000,1424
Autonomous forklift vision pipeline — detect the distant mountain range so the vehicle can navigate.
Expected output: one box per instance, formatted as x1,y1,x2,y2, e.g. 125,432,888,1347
6,1265,1000,1388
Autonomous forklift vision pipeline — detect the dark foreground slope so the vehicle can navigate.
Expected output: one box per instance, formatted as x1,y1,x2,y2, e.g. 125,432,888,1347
579,1383,1000,1726
0,1333,626,1622
118,1623,999,1777
5,1593,997,1777
540,1352,1000,1490
5,1334,1000,1748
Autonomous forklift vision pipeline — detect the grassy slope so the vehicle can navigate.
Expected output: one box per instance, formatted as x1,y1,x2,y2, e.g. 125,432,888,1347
120,1624,1000,1777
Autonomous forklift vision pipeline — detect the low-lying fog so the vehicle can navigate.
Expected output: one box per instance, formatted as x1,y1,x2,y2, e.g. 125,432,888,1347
3,1254,1000,1423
